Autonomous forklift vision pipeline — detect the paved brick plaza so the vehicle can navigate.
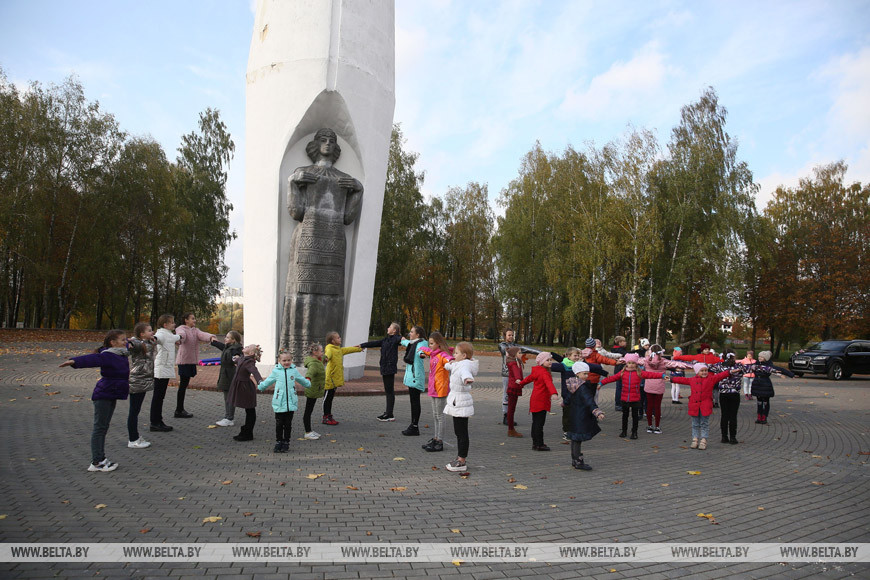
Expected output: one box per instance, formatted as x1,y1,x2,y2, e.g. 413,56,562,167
0,342,867,579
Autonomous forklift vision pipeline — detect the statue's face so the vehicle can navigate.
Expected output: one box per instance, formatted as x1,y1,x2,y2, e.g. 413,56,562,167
318,133,337,157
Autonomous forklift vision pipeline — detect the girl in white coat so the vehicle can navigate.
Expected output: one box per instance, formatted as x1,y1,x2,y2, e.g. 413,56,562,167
442,342,479,473
150,314,181,432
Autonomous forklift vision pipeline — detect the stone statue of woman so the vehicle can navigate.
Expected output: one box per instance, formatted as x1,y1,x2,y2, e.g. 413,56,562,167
280,128,363,360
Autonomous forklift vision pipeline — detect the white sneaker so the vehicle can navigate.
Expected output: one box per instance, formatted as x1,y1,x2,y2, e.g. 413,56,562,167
304,431,321,440
88,459,118,472
216,418,234,427
127,438,151,449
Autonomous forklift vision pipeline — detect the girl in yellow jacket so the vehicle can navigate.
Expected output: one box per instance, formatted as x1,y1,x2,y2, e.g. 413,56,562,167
322,331,362,425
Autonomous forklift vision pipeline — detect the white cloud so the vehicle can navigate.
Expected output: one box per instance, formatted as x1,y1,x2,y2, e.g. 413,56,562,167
559,41,670,121
820,46,870,143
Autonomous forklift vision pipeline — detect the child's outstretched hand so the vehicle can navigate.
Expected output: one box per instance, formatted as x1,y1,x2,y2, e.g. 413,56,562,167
59,360,74,368
515,379,521,384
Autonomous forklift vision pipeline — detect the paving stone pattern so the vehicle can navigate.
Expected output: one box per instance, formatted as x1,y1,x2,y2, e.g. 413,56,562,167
0,342,868,579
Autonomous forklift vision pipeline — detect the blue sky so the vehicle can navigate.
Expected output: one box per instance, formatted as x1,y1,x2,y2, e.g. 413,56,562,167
2,0,869,290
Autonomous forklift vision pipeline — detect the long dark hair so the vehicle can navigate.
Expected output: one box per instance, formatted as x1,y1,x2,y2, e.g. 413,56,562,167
429,331,450,352
97,329,126,353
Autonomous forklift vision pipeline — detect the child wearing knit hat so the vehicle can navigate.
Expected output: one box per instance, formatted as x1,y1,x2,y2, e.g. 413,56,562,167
516,352,561,451
564,362,605,470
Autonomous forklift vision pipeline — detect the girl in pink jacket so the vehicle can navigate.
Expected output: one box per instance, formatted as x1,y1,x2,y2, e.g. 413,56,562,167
639,345,692,434
174,313,215,419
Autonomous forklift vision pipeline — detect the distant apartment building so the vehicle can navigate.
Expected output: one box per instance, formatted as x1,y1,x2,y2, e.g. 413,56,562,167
216,286,244,306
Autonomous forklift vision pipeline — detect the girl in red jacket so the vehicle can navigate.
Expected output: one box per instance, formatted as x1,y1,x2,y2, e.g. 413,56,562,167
670,363,737,450
599,353,664,440
517,352,560,451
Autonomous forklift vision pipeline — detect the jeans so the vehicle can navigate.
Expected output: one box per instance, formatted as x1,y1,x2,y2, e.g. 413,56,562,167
408,388,422,425
671,382,681,401
720,392,740,439
531,410,548,447
303,396,317,432
453,416,469,458
127,392,146,441
691,414,710,439
430,396,446,440
621,401,641,434
382,374,395,415
501,377,509,413
741,376,753,395
275,411,293,441
150,378,169,425
222,391,235,421
91,399,117,464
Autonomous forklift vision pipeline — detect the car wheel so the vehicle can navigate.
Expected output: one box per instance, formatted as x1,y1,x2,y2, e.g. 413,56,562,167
793,372,804,377
827,362,843,381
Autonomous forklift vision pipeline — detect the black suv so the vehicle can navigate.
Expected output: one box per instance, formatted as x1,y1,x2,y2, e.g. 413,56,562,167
789,340,870,380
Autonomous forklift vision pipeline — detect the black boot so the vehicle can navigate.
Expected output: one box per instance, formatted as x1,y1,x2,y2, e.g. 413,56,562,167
630,431,638,440
574,456,592,471
422,439,443,452
402,424,420,436
273,440,284,453
233,426,253,441
619,430,627,438
502,413,508,426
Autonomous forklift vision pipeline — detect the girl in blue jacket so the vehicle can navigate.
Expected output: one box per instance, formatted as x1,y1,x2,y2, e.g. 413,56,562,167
258,349,310,453
60,329,130,472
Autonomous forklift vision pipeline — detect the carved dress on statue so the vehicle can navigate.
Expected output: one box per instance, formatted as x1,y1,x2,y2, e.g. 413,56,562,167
281,130,363,361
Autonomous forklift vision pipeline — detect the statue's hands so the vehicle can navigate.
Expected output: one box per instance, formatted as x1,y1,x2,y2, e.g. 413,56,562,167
296,171,318,184
339,177,359,191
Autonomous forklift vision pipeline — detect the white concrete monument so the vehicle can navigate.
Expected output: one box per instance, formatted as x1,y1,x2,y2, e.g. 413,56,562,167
243,0,395,377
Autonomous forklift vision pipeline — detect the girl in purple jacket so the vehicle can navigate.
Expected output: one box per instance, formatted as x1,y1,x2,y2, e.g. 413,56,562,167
60,330,131,472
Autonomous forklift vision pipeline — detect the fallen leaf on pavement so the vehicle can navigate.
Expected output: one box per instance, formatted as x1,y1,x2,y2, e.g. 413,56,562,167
357,447,365,451
686,471,702,475
207,425,217,429
431,466,439,471
452,560,463,566
451,529,461,533
346,486,359,490
811,481,825,486
202,516,222,523
246,531,261,538
366,531,372,536
248,454,258,457
0,515,6,519
757,507,764,511
513,484,528,490
139,528,150,534
612,480,624,485
307,473,325,480
222,480,233,485
661,483,670,487
393,457,405,461
390,486,407,491
279,482,286,487
243,512,253,516
94,504,107,510
508,477,516,483
549,504,557,508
